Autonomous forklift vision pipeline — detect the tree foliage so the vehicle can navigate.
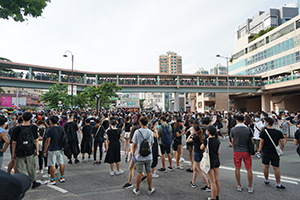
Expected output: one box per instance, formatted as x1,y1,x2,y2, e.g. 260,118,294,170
41,82,71,109
84,83,121,112
0,0,50,22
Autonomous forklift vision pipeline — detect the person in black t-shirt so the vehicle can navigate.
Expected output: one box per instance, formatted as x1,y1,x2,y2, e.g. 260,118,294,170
12,112,41,189
294,129,300,156
173,118,184,170
81,118,93,162
64,115,80,164
93,119,106,165
185,119,194,172
258,117,285,190
201,125,220,200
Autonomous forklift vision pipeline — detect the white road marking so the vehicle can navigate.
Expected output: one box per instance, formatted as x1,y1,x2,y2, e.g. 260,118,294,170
257,175,298,185
219,166,300,182
46,185,68,193
36,180,68,194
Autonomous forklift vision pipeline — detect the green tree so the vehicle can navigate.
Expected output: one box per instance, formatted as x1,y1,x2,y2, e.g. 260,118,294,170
84,83,121,113
139,99,145,109
0,0,50,22
73,91,89,110
41,82,71,109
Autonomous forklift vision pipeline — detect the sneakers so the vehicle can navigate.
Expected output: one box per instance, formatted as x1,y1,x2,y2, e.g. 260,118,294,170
59,177,65,183
148,187,155,195
141,175,147,182
152,173,159,178
264,180,270,187
45,179,56,185
247,187,253,193
82,158,85,163
32,181,41,189
201,185,211,192
237,185,243,192
190,181,196,188
110,171,114,176
42,174,50,178
36,170,43,174
133,188,140,196
93,162,98,166
68,160,72,164
123,183,133,189
186,168,193,173
43,166,48,170
176,165,184,170
180,157,185,162
168,166,173,172
172,158,176,162
75,159,80,164
276,185,286,190
158,168,166,172
116,170,124,175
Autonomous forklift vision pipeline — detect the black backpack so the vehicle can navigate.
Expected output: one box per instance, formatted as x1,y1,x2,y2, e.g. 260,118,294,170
17,125,34,152
161,125,172,146
138,130,151,157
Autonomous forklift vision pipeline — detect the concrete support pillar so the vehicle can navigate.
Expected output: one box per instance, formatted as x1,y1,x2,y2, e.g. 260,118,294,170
58,71,61,82
84,73,87,84
174,92,179,112
157,75,160,85
216,77,219,86
197,76,199,86
29,67,32,79
116,75,119,85
95,74,98,85
261,93,272,112
137,75,140,85
191,98,196,113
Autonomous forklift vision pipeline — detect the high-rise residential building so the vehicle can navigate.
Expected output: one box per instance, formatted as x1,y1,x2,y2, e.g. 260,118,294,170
228,3,300,112
195,67,209,74
209,63,227,75
158,51,182,74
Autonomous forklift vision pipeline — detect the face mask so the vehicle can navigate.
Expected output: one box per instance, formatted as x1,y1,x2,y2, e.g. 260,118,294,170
261,115,264,119
255,118,259,122
156,125,159,129
282,117,285,120
197,116,199,119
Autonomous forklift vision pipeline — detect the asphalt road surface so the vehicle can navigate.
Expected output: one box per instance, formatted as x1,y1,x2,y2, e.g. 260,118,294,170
2,137,299,200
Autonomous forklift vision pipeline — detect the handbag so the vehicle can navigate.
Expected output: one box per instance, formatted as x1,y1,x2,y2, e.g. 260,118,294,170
200,138,210,173
264,129,283,157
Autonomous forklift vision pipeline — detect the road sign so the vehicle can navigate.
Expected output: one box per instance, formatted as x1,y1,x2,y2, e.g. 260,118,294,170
68,85,77,96
68,85,71,95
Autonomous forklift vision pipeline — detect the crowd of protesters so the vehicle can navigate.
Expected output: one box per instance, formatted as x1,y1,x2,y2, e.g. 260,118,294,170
0,108,300,200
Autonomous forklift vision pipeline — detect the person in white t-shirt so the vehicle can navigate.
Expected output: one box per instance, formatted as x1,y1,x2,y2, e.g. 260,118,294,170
253,115,264,159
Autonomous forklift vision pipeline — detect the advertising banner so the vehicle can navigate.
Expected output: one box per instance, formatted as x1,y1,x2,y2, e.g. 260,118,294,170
1,97,12,107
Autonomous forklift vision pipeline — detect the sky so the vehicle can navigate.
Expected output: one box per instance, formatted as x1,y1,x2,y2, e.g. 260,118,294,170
1,0,298,74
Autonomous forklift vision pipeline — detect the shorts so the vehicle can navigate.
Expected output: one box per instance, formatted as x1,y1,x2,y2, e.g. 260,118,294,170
160,144,171,154
172,140,181,151
253,139,260,149
193,151,203,163
124,132,131,139
48,150,64,166
262,153,280,167
234,152,252,169
136,160,152,173
187,144,193,151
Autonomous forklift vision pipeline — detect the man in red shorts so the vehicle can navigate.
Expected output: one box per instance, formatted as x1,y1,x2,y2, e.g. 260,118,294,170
230,115,253,194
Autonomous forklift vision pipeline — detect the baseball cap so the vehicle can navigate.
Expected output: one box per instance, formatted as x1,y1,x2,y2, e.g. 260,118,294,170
0,169,31,199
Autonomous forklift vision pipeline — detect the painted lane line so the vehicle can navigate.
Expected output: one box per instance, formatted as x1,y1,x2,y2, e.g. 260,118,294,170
36,180,68,194
46,185,68,193
257,175,298,185
220,166,300,182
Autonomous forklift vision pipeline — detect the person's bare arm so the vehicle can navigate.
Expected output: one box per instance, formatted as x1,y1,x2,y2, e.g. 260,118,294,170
279,138,285,151
294,139,299,146
231,138,235,148
258,139,264,153
0,133,10,153
43,138,50,157
132,143,137,159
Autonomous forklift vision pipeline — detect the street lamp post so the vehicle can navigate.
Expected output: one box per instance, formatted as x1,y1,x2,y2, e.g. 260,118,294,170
216,54,230,112
63,50,74,110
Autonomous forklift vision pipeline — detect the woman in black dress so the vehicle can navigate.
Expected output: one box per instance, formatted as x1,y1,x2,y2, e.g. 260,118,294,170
104,118,124,176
